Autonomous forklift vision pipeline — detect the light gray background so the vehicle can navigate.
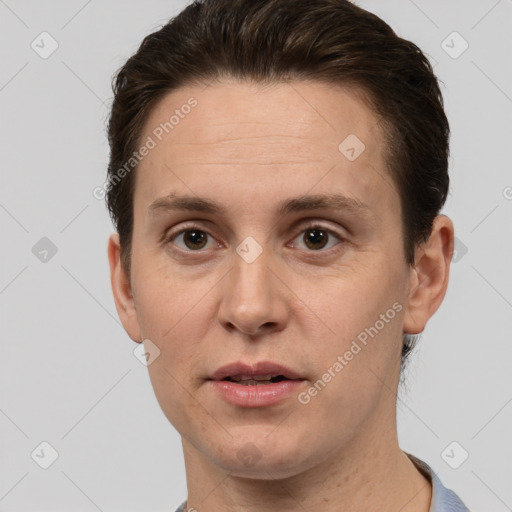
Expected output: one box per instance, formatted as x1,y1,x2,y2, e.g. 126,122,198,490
0,0,511,510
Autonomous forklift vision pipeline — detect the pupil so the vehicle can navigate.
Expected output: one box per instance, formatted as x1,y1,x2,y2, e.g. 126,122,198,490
304,228,328,250
185,230,207,250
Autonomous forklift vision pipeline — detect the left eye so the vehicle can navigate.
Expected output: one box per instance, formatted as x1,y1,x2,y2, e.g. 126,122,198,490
290,226,342,251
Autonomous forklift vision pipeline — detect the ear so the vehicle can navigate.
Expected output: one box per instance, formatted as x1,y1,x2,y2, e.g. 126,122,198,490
107,233,142,343
403,215,454,335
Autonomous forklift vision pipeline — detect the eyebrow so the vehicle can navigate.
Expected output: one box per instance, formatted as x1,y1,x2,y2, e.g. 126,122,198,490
147,192,372,218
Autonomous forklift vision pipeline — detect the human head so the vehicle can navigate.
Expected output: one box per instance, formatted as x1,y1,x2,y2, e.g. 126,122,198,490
106,0,455,484
105,0,450,366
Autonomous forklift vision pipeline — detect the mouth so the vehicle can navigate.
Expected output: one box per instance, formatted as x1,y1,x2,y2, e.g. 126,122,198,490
209,361,304,383
207,361,306,407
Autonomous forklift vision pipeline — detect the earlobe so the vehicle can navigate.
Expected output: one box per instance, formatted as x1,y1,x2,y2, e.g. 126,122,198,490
403,215,454,335
107,233,142,343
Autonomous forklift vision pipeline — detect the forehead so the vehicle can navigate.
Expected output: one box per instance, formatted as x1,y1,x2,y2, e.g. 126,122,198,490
133,80,397,217
144,80,383,153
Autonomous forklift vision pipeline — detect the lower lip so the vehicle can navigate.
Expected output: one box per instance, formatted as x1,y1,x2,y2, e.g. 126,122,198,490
209,379,305,407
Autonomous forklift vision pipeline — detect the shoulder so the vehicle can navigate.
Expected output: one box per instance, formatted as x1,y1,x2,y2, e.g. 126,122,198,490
173,501,187,512
407,453,470,512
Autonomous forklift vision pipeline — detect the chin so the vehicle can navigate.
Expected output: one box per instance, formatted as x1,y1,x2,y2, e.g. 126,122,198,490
217,454,310,481
207,431,318,480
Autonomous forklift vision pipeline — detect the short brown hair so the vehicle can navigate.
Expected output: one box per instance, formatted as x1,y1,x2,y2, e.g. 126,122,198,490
105,0,450,364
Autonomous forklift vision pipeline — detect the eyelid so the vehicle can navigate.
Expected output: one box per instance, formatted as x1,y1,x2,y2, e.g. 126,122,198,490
294,220,346,237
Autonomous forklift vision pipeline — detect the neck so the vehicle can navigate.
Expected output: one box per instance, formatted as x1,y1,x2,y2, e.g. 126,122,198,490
181,417,432,512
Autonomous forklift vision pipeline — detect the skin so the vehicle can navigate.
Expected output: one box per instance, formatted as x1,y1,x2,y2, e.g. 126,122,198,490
108,80,454,512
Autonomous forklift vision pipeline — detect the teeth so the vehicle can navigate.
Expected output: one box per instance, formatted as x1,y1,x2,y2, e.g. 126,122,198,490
230,374,275,382
238,380,272,386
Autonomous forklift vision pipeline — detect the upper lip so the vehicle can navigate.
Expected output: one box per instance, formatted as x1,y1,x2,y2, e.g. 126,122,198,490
209,361,304,381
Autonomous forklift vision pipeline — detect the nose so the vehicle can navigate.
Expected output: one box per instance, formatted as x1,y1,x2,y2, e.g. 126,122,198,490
217,247,289,337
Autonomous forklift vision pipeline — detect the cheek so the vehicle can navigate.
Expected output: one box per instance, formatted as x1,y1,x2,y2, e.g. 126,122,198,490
132,259,221,375
135,269,213,424
296,283,404,442
133,253,198,330
302,258,406,401
302,257,404,335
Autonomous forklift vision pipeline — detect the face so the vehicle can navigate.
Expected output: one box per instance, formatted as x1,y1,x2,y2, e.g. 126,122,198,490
109,80,441,479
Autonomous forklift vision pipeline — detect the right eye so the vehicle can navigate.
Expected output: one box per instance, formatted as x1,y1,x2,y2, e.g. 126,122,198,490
167,227,218,251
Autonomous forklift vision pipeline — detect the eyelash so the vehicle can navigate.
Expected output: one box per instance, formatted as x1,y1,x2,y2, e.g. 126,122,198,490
162,222,345,255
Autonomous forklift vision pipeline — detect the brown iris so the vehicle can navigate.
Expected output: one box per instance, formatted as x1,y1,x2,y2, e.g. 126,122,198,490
183,230,208,250
303,228,329,250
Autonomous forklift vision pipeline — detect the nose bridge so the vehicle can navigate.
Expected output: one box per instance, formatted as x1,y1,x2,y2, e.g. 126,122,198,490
218,240,287,335
234,246,271,300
